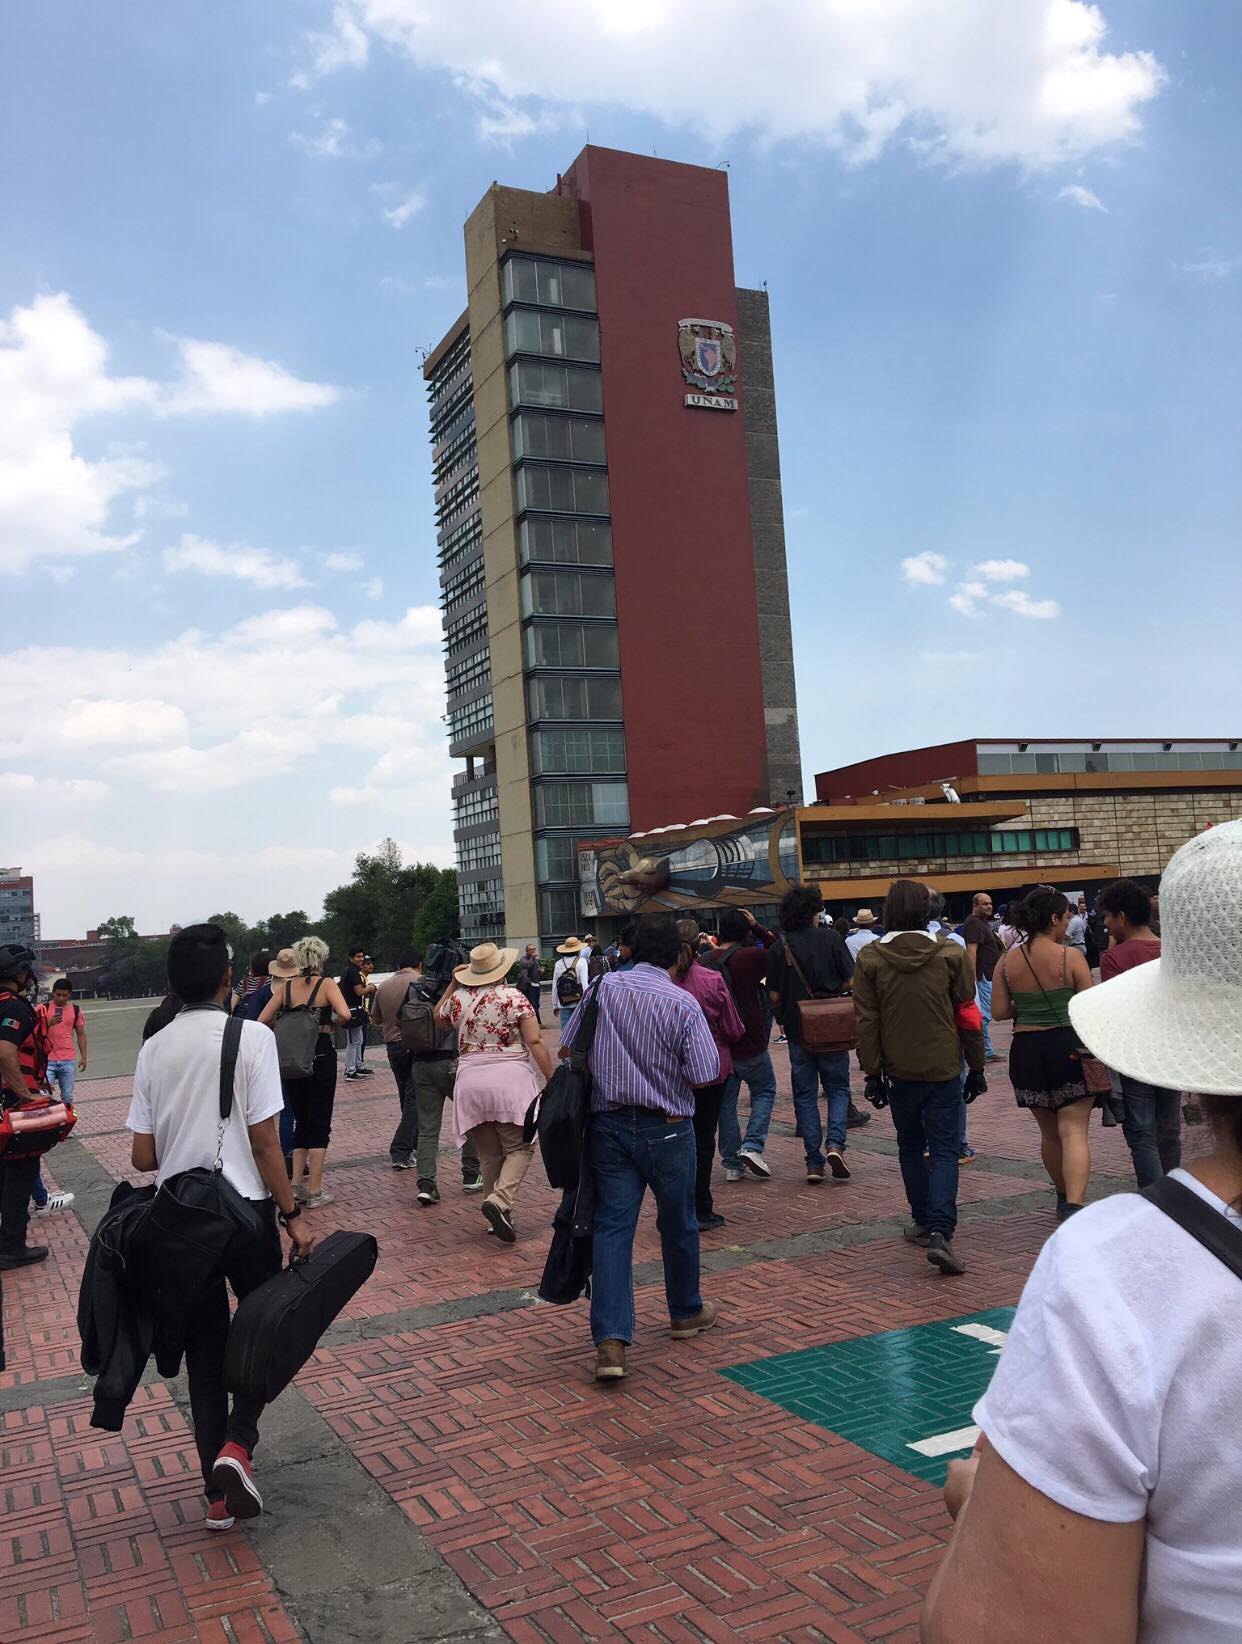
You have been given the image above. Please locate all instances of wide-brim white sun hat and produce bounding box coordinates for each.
[1069,819,1242,1096]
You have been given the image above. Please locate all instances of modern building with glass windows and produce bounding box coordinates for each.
[424,146,801,950]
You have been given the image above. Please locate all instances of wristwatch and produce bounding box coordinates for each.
[277,1204,303,1228]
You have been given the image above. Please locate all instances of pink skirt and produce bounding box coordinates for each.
[452,1050,540,1144]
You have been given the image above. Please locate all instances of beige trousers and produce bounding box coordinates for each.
[469,1121,534,1213]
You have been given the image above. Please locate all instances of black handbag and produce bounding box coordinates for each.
[225,1229,378,1404]
[523,981,602,1190]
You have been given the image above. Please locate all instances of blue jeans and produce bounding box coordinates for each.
[889,1076,962,1237]
[1120,1075,1182,1188]
[976,977,994,1058]
[34,1060,79,1205]
[718,1049,777,1167]
[589,1107,702,1346]
[788,1042,851,1168]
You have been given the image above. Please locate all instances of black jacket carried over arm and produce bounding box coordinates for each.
[78,1181,159,1431]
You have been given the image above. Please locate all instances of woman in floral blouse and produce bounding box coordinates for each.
[437,943,555,1243]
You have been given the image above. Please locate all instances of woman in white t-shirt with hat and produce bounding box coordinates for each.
[923,820,1242,1644]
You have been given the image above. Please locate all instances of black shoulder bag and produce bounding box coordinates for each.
[1143,1175,1242,1279]
[523,980,602,1190]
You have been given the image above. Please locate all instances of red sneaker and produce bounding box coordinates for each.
[205,1500,235,1532]
[210,1442,263,1520]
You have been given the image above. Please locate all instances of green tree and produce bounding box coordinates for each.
[320,839,443,968]
[412,869,460,955]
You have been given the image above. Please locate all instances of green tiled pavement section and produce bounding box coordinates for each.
[722,1305,1017,1485]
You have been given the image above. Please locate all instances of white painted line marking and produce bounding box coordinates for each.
[907,1425,981,1458]
[952,1322,1009,1354]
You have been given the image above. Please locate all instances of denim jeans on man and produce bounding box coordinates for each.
[888,1076,962,1237]
[589,1107,702,1345]
[718,1049,777,1168]
[975,977,994,1058]
[32,1059,79,1206]
[1120,1075,1182,1188]
[788,1042,851,1168]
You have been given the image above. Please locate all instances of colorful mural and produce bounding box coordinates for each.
[578,809,801,918]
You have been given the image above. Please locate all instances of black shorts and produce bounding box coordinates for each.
[1010,1026,1089,1111]
[288,1040,338,1149]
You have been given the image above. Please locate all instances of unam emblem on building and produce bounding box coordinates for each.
[679,318,739,411]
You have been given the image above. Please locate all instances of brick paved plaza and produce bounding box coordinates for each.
[2,1024,1191,1644]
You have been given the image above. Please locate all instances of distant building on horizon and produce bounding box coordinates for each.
[0,868,36,951]
[424,144,801,951]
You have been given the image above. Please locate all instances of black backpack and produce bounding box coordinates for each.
[399,978,450,1055]
[272,978,325,1080]
[556,961,584,1008]
[524,981,601,1189]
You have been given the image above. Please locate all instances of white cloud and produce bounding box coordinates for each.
[1176,253,1240,283]
[290,115,381,161]
[291,3,370,88]
[379,187,427,229]
[363,575,384,600]
[332,0,1164,171]
[0,293,342,571]
[133,494,189,523]
[1056,183,1107,211]
[973,558,1030,582]
[162,338,341,416]
[0,772,108,804]
[992,588,1061,619]
[325,550,364,573]
[901,551,949,586]
[255,91,273,107]
[0,603,450,802]
[163,533,309,590]
[948,580,988,617]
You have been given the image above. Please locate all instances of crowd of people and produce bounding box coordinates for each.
[0,821,1236,1635]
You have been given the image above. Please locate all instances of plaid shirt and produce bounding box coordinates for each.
[562,964,720,1118]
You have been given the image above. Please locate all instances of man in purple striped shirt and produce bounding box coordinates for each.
[561,913,722,1382]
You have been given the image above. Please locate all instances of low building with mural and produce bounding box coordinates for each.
[577,738,1242,933]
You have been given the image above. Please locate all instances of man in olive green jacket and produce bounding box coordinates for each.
[852,879,985,1275]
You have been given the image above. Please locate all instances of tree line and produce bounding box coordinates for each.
[94,840,459,996]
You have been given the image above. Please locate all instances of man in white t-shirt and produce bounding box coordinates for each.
[127,923,314,1534]
[552,937,590,1030]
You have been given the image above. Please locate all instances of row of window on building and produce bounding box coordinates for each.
[801,827,1080,865]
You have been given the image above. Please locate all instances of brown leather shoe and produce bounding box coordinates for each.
[594,1341,627,1380]
[670,1301,718,1340]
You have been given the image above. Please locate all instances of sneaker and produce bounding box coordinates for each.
[481,1200,516,1243]
[697,1212,726,1230]
[902,1221,932,1247]
[723,1166,745,1183]
[210,1442,262,1521]
[845,1104,872,1129]
[738,1147,771,1179]
[302,1189,335,1208]
[826,1149,851,1181]
[1057,1199,1084,1221]
[959,1147,978,1166]
[292,1183,309,1203]
[391,1158,413,1171]
[33,1191,75,1215]
[776,1034,788,1045]
[205,1501,235,1532]
[926,1233,966,1276]
[461,1174,485,1193]
[354,1067,375,1078]
[805,1164,826,1184]
[985,1052,1003,1064]
[343,1071,358,1081]
[594,1341,627,1381]
[0,1245,49,1270]
[416,1179,439,1205]
[670,1302,718,1340]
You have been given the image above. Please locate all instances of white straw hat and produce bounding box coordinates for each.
[1069,819,1242,1095]
[453,942,519,987]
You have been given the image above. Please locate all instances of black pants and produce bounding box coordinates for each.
[289,1041,337,1151]
[0,1153,41,1259]
[691,1081,726,1219]
[185,1205,283,1499]
[388,1044,417,1162]
[523,982,542,1022]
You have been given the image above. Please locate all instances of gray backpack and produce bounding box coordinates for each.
[273,978,325,1080]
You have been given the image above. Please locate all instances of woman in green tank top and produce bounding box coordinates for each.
[991,888,1095,1216]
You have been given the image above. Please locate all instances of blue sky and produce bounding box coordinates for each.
[2,1,1238,932]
